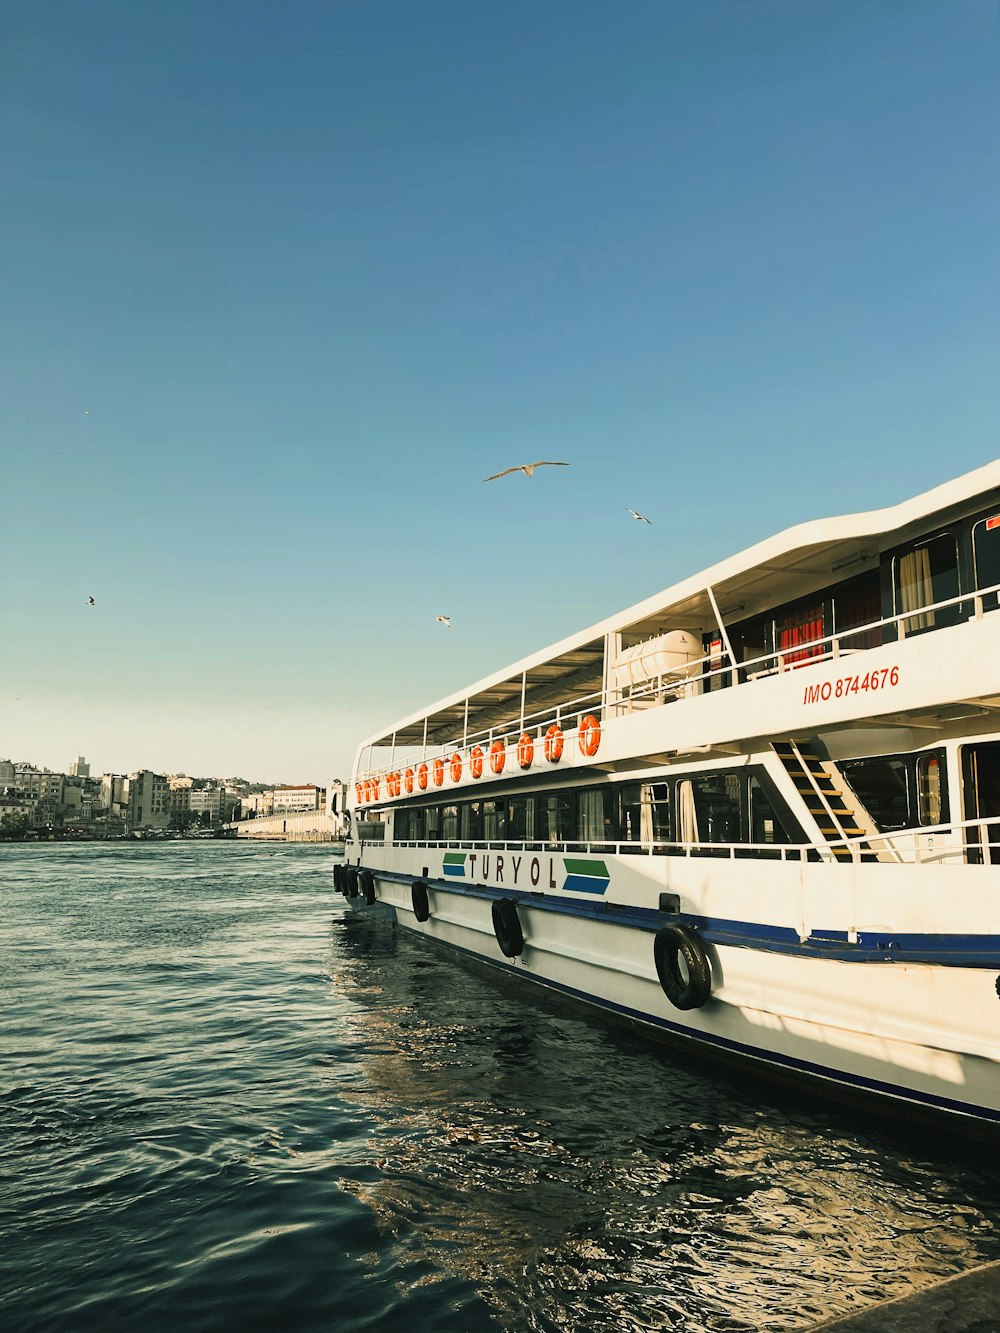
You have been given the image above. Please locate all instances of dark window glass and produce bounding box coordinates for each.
[442,804,458,840]
[835,568,883,651]
[916,753,948,826]
[689,774,742,843]
[749,778,793,845]
[973,517,1000,611]
[841,758,910,831]
[621,782,673,843]
[730,615,773,681]
[482,800,505,841]
[894,533,959,635]
[537,793,574,843]
[777,600,826,668]
[507,798,529,841]
[461,801,483,840]
[578,786,616,843]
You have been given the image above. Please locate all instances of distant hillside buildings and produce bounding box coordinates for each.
[0,755,342,838]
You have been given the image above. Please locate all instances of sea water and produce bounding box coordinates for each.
[2,841,999,1332]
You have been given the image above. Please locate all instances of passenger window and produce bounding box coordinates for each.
[689,774,741,843]
[894,533,959,635]
[972,517,1000,611]
[916,754,947,826]
[841,758,910,831]
[537,794,573,843]
[749,778,792,845]
[620,782,672,844]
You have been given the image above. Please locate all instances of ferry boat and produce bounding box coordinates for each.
[338,461,1000,1131]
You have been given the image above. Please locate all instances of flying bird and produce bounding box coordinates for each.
[483,461,571,482]
[87,596,96,606]
[436,615,452,628]
[627,509,652,524]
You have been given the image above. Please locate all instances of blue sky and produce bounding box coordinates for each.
[2,0,997,783]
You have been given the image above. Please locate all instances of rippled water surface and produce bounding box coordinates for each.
[3,842,1000,1331]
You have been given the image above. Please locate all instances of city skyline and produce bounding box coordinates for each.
[3,2,997,780]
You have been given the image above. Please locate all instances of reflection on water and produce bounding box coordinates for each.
[328,914,1000,1332]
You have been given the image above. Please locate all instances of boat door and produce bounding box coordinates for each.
[961,741,1000,864]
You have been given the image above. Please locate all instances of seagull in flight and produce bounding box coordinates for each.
[87,596,96,606]
[483,461,571,482]
[436,615,452,628]
[627,508,652,524]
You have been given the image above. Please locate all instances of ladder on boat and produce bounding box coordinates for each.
[772,740,877,863]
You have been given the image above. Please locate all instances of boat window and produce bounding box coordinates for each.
[729,614,772,681]
[916,753,947,826]
[749,778,792,845]
[894,532,959,635]
[961,742,1000,865]
[537,793,574,843]
[777,600,825,668]
[834,569,883,652]
[841,757,910,831]
[441,804,459,840]
[460,801,483,840]
[423,806,442,839]
[482,799,506,841]
[689,774,741,843]
[506,798,529,841]
[620,782,673,844]
[578,787,614,843]
[972,516,1000,611]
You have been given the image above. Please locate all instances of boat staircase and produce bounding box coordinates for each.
[772,740,879,863]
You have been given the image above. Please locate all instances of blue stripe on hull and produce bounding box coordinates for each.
[368,871,1000,969]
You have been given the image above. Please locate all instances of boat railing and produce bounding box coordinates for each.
[379,816,999,866]
[355,577,1000,791]
[617,575,1000,712]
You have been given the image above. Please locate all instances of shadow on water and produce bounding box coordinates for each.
[328,912,1000,1333]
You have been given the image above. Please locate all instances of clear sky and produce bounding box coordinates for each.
[2,1,997,785]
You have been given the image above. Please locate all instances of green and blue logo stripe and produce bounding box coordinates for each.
[443,852,467,878]
[562,857,610,895]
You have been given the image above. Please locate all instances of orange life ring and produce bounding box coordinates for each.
[578,714,601,758]
[450,752,463,782]
[355,783,363,804]
[516,732,534,769]
[387,772,401,798]
[432,757,445,787]
[417,762,428,790]
[470,745,484,779]
[404,768,414,794]
[544,724,564,763]
[489,739,506,774]
[371,778,380,802]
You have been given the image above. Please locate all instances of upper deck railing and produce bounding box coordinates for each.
[354,578,1000,793]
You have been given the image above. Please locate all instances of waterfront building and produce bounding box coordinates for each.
[270,784,324,813]
[69,756,90,778]
[126,771,170,831]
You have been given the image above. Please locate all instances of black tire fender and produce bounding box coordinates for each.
[334,864,345,895]
[653,924,713,1010]
[346,867,360,899]
[492,897,524,958]
[360,870,376,905]
[411,879,430,922]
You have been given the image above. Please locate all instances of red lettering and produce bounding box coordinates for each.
[820,681,832,701]
[530,857,540,886]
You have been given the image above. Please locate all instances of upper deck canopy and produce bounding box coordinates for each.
[359,460,1000,756]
